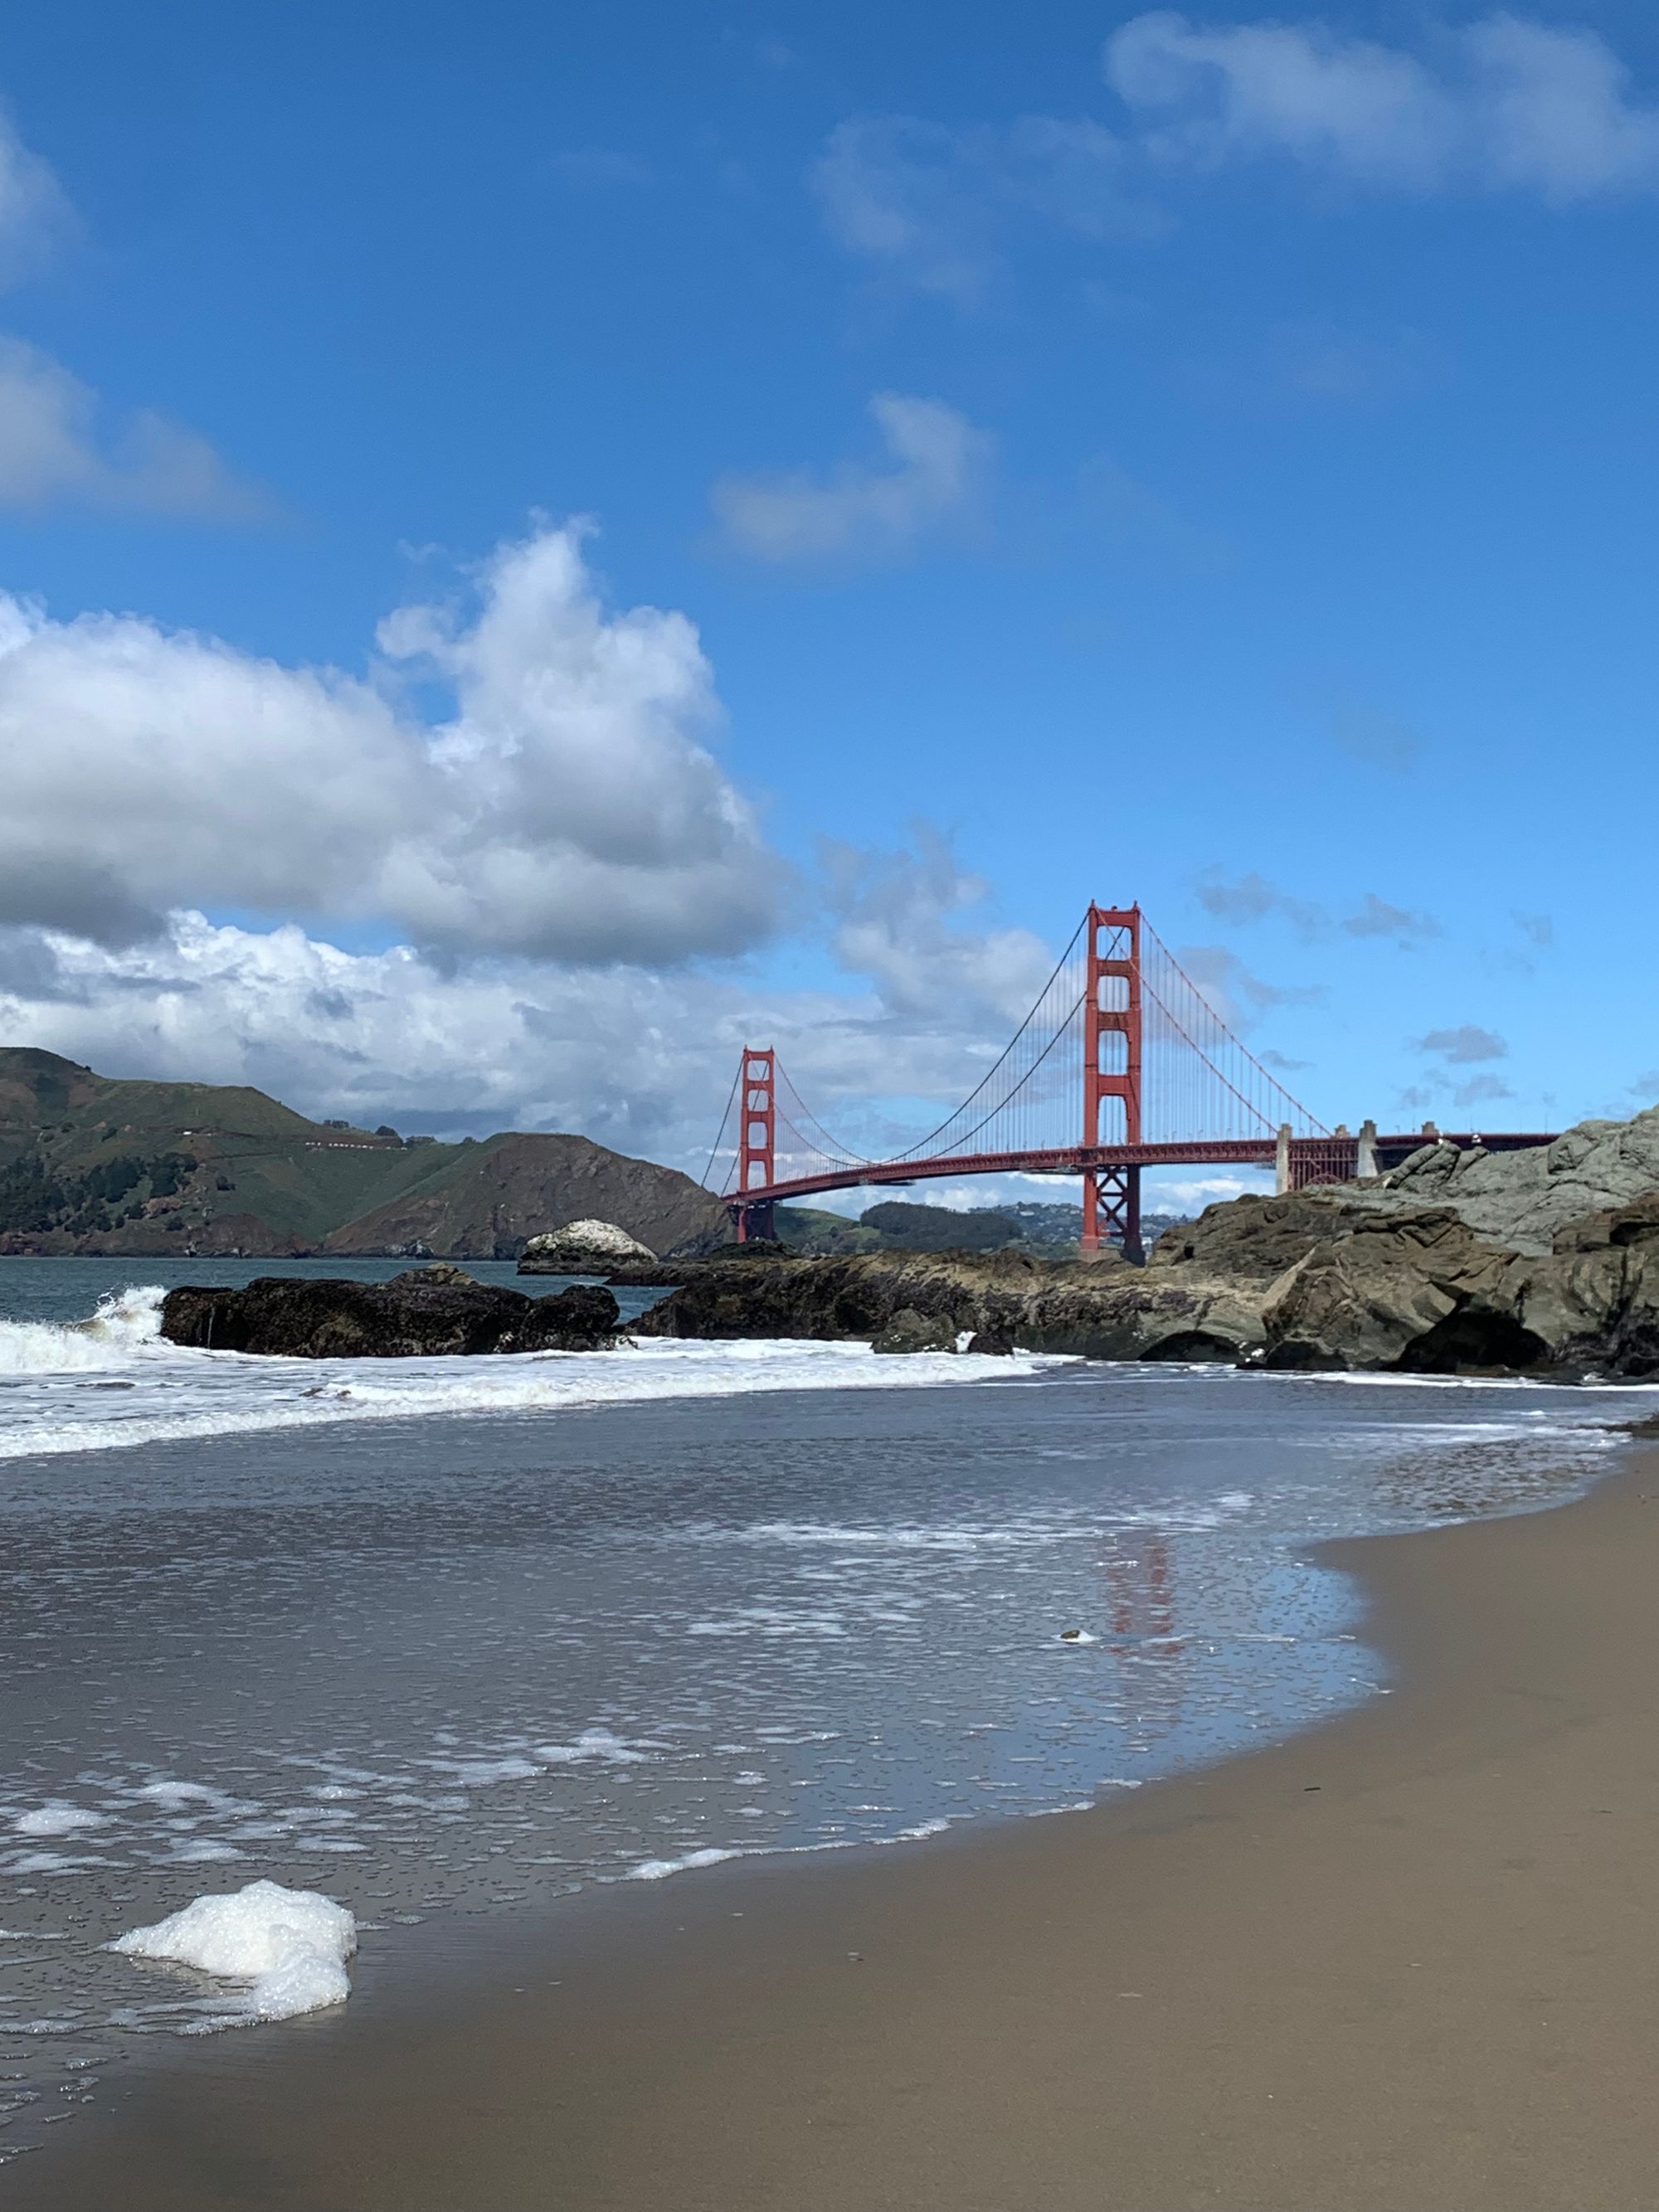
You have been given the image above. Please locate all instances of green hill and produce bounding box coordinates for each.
[0,1048,727,1259]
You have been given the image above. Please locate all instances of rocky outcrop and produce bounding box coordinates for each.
[518,1219,655,1274]
[1226,1108,1659,1258]
[1147,1189,1362,1284]
[631,1125,1659,1377]
[1243,1200,1659,1377]
[871,1307,958,1354]
[633,1246,1270,1364]
[162,1268,620,1359]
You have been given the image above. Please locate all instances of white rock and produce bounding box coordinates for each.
[519,1218,655,1273]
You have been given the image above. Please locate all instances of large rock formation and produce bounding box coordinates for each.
[633,1245,1269,1364]
[518,1219,656,1274]
[162,1269,620,1359]
[1214,1108,1659,1258]
[631,1110,1659,1378]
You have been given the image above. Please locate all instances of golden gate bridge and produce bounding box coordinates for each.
[703,903,1556,1259]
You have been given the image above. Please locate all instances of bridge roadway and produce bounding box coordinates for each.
[732,1130,1560,1216]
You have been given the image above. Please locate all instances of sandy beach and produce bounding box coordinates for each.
[12,1435,1659,2210]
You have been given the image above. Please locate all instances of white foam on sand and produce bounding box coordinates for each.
[12,1803,107,1837]
[107,1879,357,2028]
[0,1287,1067,1460]
[625,1847,745,1880]
[533,1728,647,1765]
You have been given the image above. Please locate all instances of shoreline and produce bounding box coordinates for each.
[16,1438,1659,2208]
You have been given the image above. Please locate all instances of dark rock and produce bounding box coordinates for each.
[623,1144,1659,1378]
[1146,1190,1357,1286]
[162,1276,620,1359]
[871,1307,957,1354]
[1552,1192,1659,1253]
[389,1262,477,1287]
[633,1246,1264,1364]
[965,1325,1015,1356]
[604,1259,703,1289]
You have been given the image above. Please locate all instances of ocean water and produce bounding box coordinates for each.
[0,1255,1652,2162]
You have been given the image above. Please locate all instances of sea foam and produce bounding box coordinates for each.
[0,1287,1064,1461]
[107,1879,357,2026]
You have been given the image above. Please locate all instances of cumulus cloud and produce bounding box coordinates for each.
[711,394,990,564]
[0,338,264,518]
[812,114,1153,300]
[1105,12,1659,200]
[0,523,783,964]
[1418,1024,1508,1064]
[0,838,1078,1177]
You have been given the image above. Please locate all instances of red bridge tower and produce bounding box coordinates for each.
[737,1047,776,1243]
[1082,904,1142,1261]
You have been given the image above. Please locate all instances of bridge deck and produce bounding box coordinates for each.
[730,1133,1559,1212]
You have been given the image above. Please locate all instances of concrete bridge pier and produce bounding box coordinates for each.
[1356,1118,1380,1179]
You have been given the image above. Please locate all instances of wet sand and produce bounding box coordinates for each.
[20,1446,1659,2211]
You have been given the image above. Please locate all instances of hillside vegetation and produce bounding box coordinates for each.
[0,1048,727,1258]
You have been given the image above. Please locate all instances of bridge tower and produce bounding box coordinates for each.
[736,1046,776,1243]
[1082,904,1143,1262]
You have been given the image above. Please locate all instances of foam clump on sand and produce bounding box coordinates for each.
[108,1879,357,2024]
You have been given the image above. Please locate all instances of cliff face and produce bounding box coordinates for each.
[0,1048,727,1258]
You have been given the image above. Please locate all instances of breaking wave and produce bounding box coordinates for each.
[0,1284,1064,1461]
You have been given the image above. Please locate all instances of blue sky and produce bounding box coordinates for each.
[0,2,1655,1209]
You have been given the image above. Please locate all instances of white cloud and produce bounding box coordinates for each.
[1105,12,1659,200]
[0,523,783,964]
[0,338,264,517]
[0,111,255,518]
[812,114,1151,300]
[0,837,1077,1178]
[711,394,990,564]
[0,105,72,284]
[823,830,1054,1030]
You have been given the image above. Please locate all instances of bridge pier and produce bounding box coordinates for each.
[1082,1164,1142,1264]
[733,1199,776,1244]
